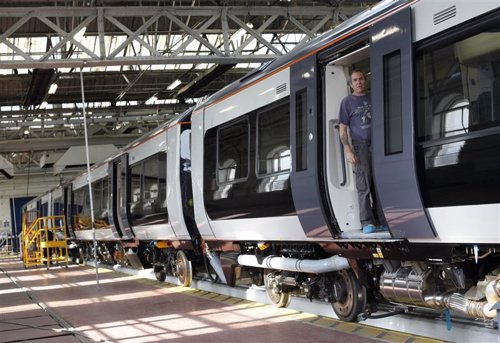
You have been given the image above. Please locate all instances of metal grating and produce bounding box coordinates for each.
[433,6,457,25]
[276,83,287,94]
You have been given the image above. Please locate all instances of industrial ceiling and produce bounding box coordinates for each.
[0,0,378,178]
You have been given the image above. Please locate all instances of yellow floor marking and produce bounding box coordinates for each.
[312,316,339,327]
[355,326,384,339]
[380,331,412,343]
[333,321,359,333]
[410,336,445,343]
[291,312,319,322]
[212,294,230,301]
[220,297,244,305]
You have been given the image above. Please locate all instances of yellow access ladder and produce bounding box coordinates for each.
[21,214,69,269]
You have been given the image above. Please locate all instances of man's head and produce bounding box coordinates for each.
[350,70,367,96]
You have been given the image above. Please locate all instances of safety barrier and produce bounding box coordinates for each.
[21,215,69,269]
[0,231,14,255]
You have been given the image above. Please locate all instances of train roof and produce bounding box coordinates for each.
[115,107,193,153]
[195,0,410,111]
[70,107,193,183]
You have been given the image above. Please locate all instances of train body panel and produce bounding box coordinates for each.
[411,2,500,244]
[124,116,193,241]
[205,216,307,242]
[71,162,121,241]
[74,228,117,241]
[126,129,174,240]
[412,0,500,42]
[424,204,500,244]
[192,68,299,242]
[192,108,214,238]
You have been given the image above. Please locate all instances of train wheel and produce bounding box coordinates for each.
[175,250,192,287]
[331,269,366,322]
[264,269,291,308]
[154,265,166,282]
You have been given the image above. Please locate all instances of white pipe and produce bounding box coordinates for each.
[237,254,350,274]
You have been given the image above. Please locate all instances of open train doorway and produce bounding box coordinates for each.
[322,45,372,236]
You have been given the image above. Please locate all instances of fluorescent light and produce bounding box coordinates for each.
[146,95,157,105]
[48,83,58,94]
[167,79,182,90]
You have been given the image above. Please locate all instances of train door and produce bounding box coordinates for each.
[370,8,434,238]
[321,37,371,236]
[111,154,134,239]
[65,184,76,239]
[290,54,332,239]
[167,123,192,239]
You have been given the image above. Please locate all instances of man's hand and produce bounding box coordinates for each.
[339,123,357,164]
[345,146,357,164]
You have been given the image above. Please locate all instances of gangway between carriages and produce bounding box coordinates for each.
[21,215,69,269]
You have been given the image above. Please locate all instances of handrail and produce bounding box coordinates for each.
[334,123,348,187]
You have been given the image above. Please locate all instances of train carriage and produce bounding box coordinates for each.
[120,109,201,283]
[191,0,500,321]
[21,0,500,325]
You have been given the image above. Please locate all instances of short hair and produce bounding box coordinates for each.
[350,69,365,78]
[349,69,366,85]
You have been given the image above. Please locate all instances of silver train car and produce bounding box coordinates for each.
[22,0,500,323]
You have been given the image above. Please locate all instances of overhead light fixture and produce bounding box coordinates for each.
[23,129,30,135]
[48,83,58,94]
[167,79,182,90]
[146,95,158,105]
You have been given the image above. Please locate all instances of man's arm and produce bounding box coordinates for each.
[339,123,357,164]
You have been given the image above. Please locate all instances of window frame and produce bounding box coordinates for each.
[255,97,291,178]
[216,116,250,186]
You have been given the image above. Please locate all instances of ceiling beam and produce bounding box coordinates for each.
[0,134,142,153]
[0,5,366,69]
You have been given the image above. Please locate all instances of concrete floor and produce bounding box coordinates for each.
[1,255,442,343]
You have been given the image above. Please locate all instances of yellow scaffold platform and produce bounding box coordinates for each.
[21,215,69,269]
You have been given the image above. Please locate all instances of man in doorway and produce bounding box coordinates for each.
[338,69,388,234]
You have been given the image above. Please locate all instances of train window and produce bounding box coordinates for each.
[295,90,308,171]
[130,163,142,217]
[257,99,290,176]
[217,118,249,184]
[92,178,110,227]
[129,153,168,226]
[73,187,90,230]
[416,22,500,207]
[144,153,167,216]
[53,196,64,216]
[383,50,403,155]
[416,29,500,141]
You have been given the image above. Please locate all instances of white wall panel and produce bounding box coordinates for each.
[413,0,499,42]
